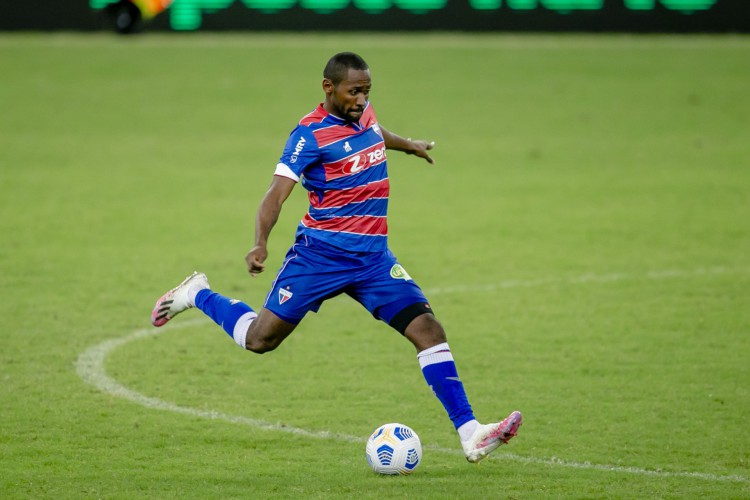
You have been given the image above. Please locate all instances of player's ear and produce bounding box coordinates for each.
[322,78,335,95]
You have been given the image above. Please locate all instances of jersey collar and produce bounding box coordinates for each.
[318,103,363,130]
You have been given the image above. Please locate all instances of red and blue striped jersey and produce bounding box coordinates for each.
[275,103,389,253]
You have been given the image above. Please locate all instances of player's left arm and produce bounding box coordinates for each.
[380,126,435,165]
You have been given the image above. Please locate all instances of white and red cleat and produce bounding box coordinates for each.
[462,410,522,463]
[150,271,209,327]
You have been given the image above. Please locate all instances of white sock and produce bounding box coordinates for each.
[187,283,209,307]
[458,419,480,442]
[232,311,257,349]
[416,342,454,368]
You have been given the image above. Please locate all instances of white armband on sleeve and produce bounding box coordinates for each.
[274,163,300,182]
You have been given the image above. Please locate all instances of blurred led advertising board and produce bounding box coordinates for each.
[89,0,747,31]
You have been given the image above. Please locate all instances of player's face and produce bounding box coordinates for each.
[324,69,371,122]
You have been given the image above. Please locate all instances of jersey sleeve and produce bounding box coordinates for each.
[275,125,319,182]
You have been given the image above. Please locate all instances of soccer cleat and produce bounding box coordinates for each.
[462,410,522,463]
[150,271,210,327]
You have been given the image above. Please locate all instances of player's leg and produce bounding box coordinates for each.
[193,283,299,353]
[151,237,338,353]
[351,251,522,463]
[244,308,297,353]
[400,310,446,351]
[402,312,522,463]
[399,312,480,449]
[151,271,299,353]
[151,272,297,354]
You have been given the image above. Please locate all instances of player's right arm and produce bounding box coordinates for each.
[245,175,297,276]
[245,124,319,277]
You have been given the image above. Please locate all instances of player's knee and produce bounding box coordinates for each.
[389,303,436,335]
[419,314,447,343]
[244,318,292,354]
[403,312,447,351]
[245,336,280,354]
[245,327,283,353]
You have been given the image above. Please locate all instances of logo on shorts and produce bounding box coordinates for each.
[278,287,293,305]
[390,264,412,281]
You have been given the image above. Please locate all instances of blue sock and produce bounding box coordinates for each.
[195,289,255,341]
[418,343,475,429]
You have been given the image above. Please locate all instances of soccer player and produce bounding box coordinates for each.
[151,52,521,463]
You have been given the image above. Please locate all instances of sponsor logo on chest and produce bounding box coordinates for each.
[345,146,386,174]
[324,142,387,180]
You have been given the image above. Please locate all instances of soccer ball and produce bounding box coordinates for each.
[365,423,422,475]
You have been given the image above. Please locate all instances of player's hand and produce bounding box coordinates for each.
[245,245,268,277]
[407,139,436,164]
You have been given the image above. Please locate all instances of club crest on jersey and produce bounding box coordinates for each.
[390,264,412,281]
[278,287,293,305]
[344,141,352,153]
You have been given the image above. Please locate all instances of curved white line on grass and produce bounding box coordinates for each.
[75,319,361,444]
[75,324,750,484]
[76,266,750,485]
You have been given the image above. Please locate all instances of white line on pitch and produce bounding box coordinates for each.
[76,314,749,484]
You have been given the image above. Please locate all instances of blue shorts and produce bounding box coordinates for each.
[263,235,429,327]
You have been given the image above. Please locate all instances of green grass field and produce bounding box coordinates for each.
[2,33,749,498]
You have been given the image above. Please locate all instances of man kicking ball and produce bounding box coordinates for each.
[152,51,521,463]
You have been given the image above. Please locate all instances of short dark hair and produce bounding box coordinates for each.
[323,52,369,86]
